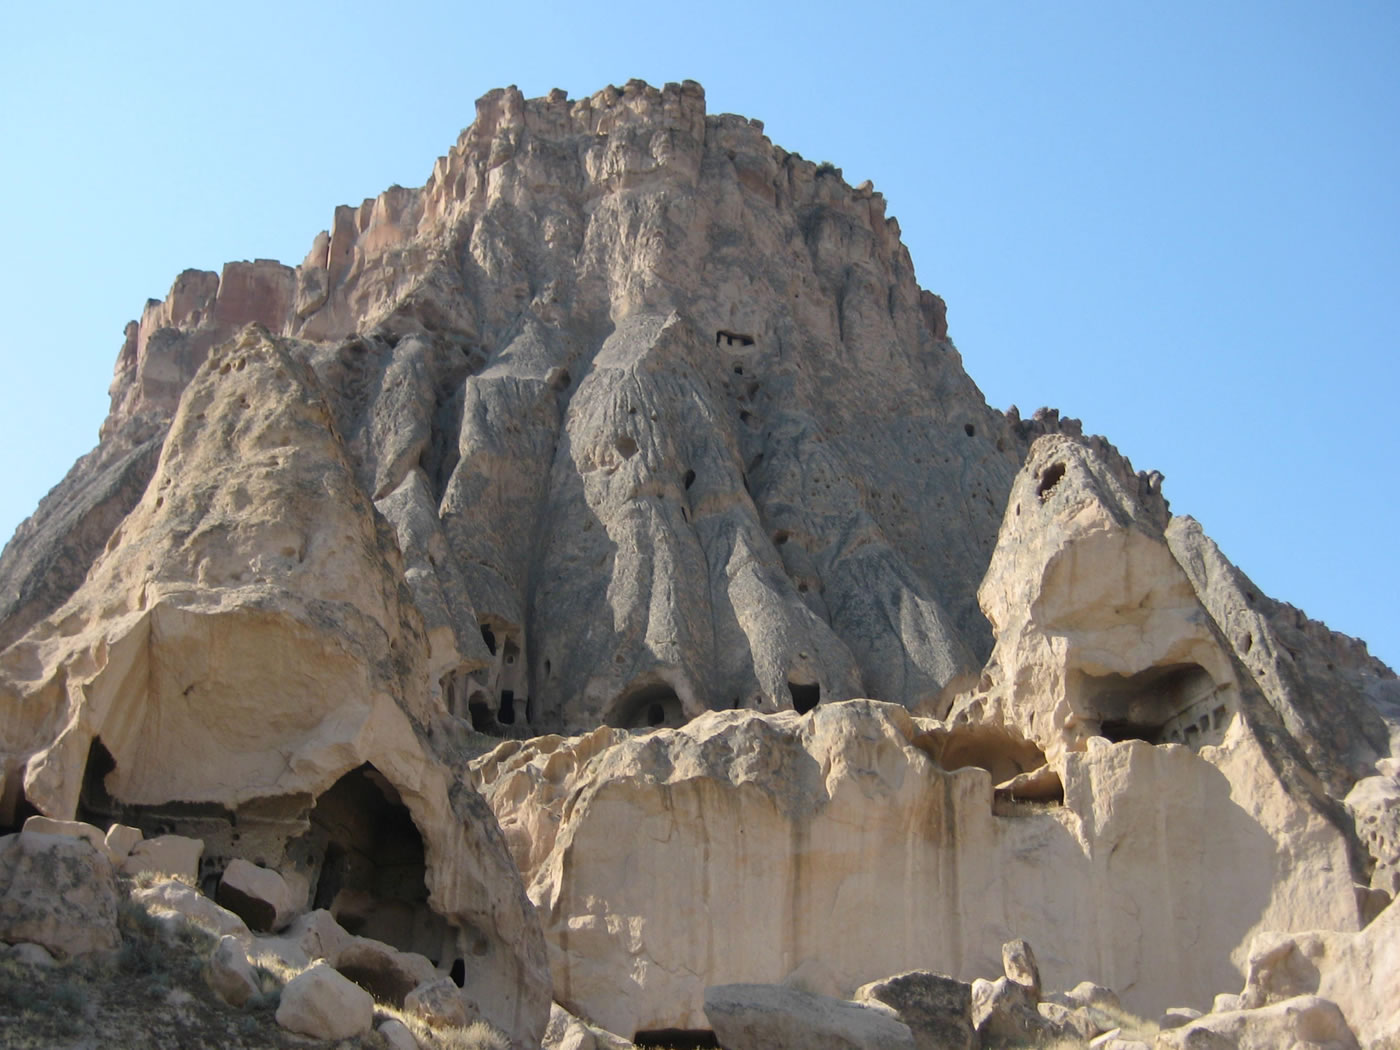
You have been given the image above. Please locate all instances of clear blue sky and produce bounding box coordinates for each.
[2,1,1396,666]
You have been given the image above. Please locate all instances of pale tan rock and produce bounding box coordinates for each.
[404,975,477,1028]
[21,816,114,862]
[1212,993,1244,1014]
[217,858,298,932]
[0,831,119,958]
[1236,898,1400,1047]
[1002,938,1041,996]
[132,879,250,941]
[1154,995,1359,1050]
[378,1018,421,1050]
[123,834,203,883]
[973,976,1062,1046]
[103,823,142,862]
[476,700,1358,1034]
[0,329,551,1048]
[205,934,260,1006]
[704,983,916,1050]
[251,908,353,972]
[1158,1007,1202,1030]
[275,960,374,1040]
[542,1003,636,1050]
[1047,981,1122,1014]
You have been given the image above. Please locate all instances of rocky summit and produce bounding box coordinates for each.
[0,79,1396,1050]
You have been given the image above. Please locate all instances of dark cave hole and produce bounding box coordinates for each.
[1036,462,1066,501]
[468,694,494,733]
[610,683,684,730]
[305,764,463,983]
[480,623,497,656]
[1082,664,1222,747]
[635,1031,720,1050]
[616,434,639,458]
[684,469,696,489]
[788,681,821,714]
[964,423,975,437]
[450,958,466,987]
[498,690,516,725]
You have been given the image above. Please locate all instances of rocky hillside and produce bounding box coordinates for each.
[1,79,1397,1049]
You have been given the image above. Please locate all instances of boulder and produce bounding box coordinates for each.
[704,983,916,1050]
[216,858,299,932]
[0,830,119,957]
[1158,1007,1202,1030]
[1155,995,1359,1050]
[404,975,477,1028]
[251,908,352,973]
[854,970,975,1050]
[1002,939,1040,996]
[972,976,1064,1047]
[543,1003,635,1050]
[21,816,114,863]
[103,823,143,862]
[334,936,438,1009]
[1211,993,1244,1014]
[275,961,374,1040]
[205,934,260,1006]
[1236,898,1400,1047]
[1047,981,1122,1014]
[123,834,203,883]
[132,879,250,940]
[378,1018,421,1050]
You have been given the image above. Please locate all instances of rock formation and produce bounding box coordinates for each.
[0,78,1395,1048]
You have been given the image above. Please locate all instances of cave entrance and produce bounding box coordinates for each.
[0,766,38,835]
[635,1031,720,1049]
[75,737,118,828]
[788,680,821,715]
[307,765,461,977]
[1080,663,1225,747]
[938,727,1047,785]
[609,682,685,730]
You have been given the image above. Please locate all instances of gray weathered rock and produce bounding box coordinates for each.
[1002,938,1041,996]
[205,934,260,1007]
[704,983,916,1050]
[0,831,119,958]
[855,970,975,1050]
[404,975,476,1028]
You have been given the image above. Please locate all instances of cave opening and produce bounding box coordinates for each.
[75,737,118,828]
[788,680,821,714]
[306,764,462,980]
[0,767,38,835]
[480,623,497,656]
[938,727,1047,785]
[498,690,516,725]
[609,682,685,730]
[635,1031,720,1049]
[1037,462,1066,501]
[1081,663,1225,747]
[468,693,494,733]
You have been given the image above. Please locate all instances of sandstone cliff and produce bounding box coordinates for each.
[1,79,1396,1048]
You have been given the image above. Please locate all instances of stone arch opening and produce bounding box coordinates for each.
[788,680,821,714]
[938,726,1047,784]
[635,1031,720,1049]
[75,736,118,826]
[1080,663,1227,747]
[306,765,463,977]
[608,681,685,730]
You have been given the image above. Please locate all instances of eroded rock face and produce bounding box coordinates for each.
[472,700,1357,1036]
[0,329,548,1047]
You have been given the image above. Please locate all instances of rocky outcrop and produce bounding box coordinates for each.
[472,698,1357,1036]
[1,78,1395,1047]
[0,329,549,1047]
[0,830,120,958]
